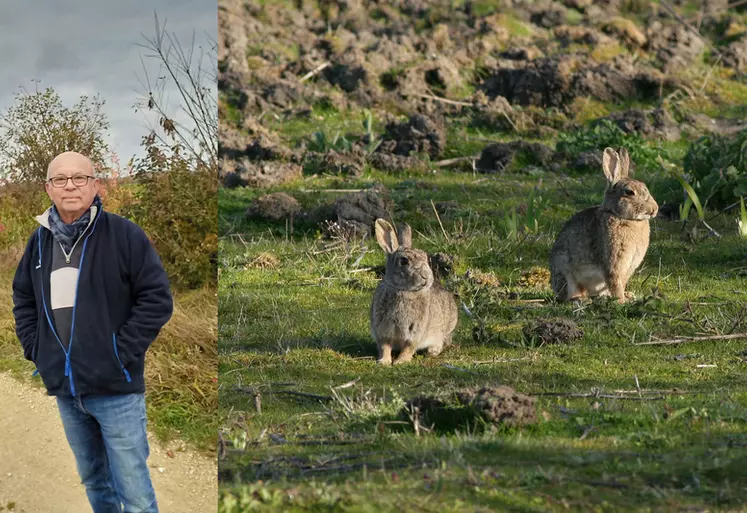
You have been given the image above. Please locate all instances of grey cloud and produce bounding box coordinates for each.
[0,0,216,166]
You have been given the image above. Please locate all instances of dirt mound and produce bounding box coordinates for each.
[456,386,537,426]
[481,55,676,108]
[406,385,537,431]
[304,150,366,177]
[464,269,502,288]
[476,141,555,173]
[722,39,747,72]
[530,3,568,28]
[571,150,604,171]
[518,267,551,288]
[377,114,446,159]
[368,152,428,173]
[306,186,393,236]
[429,252,456,280]
[246,193,302,222]
[645,22,705,71]
[601,17,647,47]
[324,63,368,93]
[597,107,681,140]
[554,25,612,46]
[221,159,302,189]
[523,318,584,346]
[218,125,301,188]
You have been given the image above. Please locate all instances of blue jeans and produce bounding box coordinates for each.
[56,393,158,513]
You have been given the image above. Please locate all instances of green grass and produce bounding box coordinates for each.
[218,161,747,511]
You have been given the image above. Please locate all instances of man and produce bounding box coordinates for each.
[12,151,173,513]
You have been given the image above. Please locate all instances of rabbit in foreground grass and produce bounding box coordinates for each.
[550,147,659,303]
[370,219,458,365]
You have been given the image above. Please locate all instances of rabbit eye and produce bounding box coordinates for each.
[399,256,409,266]
[624,189,635,196]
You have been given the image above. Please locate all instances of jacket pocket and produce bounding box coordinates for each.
[112,333,132,383]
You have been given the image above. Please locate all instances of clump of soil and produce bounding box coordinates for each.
[456,386,537,426]
[554,25,613,46]
[405,385,537,432]
[464,269,502,288]
[221,159,303,189]
[306,185,393,236]
[246,192,302,222]
[530,3,568,28]
[368,152,429,173]
[570,150,604,172]
[596,107,681,141]
[518,267,551,288]
[480,55,677,108]
[476,141,555,173]
[722,38,747,71]
[645,22,705,72]
[219,125,301,188]
[324,63,368,93]
[429,252,456,280]
[303,150,366,177]
[377,114,446,159]
[523,318,584,346]
[601,17,647,47]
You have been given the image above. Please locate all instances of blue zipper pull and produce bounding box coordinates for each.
[64,353,70,377]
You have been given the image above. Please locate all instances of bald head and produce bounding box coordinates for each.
[47,151,96,180]
[45,151,100,223]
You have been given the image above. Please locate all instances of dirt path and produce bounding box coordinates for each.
[0,372,217,513]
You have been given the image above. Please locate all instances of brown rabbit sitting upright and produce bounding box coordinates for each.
[550,147,658,303]
[370,219,458,365]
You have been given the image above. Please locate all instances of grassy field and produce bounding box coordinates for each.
[217,1,747,509]
[217,146,747,511]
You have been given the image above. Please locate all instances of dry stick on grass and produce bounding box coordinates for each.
[634,332,747,346]
[430,199,449,241]
[299,61,330,83]
[534,392,667,400]
[299,188,364,193]
[413,92,474,107]
[433,156,479,168]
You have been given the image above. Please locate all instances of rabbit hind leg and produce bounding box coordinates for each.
[393,342,418,364]
[564,276,587,302]
[377,340,394,365]
[426,336,447,356]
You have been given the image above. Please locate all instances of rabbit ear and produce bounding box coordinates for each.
[375,218,399,254]
[617,147,630,178]
[602,147,621,184]
[398,223,412,248]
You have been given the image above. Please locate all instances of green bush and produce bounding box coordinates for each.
[556,119,667,172]
[0,183,49,251]
[121,141,218,290]
[683,129,747,210]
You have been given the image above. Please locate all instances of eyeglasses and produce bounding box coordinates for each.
[48,175,95,188]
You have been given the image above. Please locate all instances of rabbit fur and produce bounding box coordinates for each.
[370,219,458,365]
[550,147,658,303]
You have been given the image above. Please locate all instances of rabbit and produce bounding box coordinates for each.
[370,219,459,365]
[550,147,658,303]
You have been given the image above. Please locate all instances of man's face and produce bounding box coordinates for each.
[45,152,100,222]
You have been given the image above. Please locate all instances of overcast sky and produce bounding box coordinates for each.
[0,0,217,171]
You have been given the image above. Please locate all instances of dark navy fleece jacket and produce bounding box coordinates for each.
[12,205,173,397]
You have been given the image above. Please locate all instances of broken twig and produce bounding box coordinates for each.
[634,332,747,346]
[300,61,330,82]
